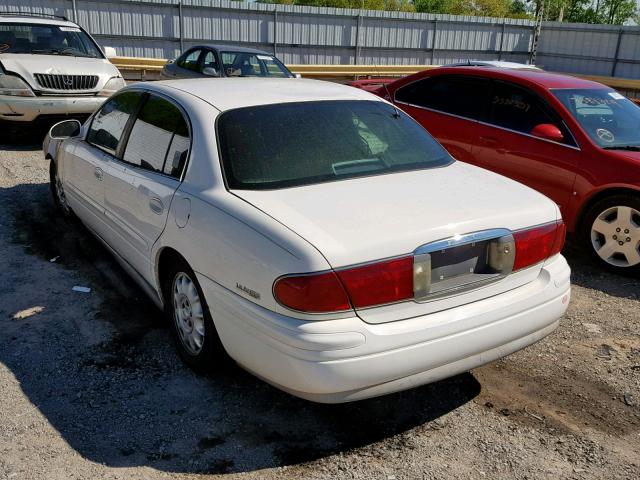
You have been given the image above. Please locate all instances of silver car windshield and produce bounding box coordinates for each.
[552,88,640,150]
[220,51,292,78]
[0,22,102,58]
[217,100,452,190]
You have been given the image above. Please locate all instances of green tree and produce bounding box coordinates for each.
[413,0,456,13]
[260,0,413,9]
[530,0,636,23]
[415,0,515,16]
[509,0,529,16]
[601,0,636,24]
[260,0,636,23]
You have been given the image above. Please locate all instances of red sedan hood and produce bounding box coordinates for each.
[612,150,640,163]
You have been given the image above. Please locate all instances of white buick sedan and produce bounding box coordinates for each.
[44,78,570,403]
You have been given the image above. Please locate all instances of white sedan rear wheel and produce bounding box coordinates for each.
[163,256,227,372]
[172,272,206,356]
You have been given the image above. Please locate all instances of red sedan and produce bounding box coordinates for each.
[355,67,640,274]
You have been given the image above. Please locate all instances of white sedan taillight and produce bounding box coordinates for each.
[273,221,566,314]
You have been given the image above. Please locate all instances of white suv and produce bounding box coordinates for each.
[0,13,124,127]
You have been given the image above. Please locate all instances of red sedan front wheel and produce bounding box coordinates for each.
[582,194,640,275]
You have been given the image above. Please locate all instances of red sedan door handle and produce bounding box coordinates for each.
[480,135,499,146]
[479,136,507,154]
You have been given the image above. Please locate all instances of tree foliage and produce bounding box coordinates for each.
[257,0,637,24]
[529,0,636,23]
[413,0,513,16]
[260,0,415,10]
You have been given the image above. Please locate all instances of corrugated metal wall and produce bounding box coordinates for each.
[537,22,640,78]
[1,0,638,78]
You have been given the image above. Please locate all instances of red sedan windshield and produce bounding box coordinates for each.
[553,88,640,149]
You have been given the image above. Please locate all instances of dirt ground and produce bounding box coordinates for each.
[0,138,638,480]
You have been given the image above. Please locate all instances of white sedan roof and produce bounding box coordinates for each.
[154,77,380,112]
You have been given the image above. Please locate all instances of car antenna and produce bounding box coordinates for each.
[371,62,400,118]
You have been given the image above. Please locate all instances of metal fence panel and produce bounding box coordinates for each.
[279,12,355,48]
[1,0,639,78]
[536,54,614,76]
[539,23,619,59]
[278,45,355,65]
[361,18,428,49]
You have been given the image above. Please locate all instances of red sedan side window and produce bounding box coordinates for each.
[489,81,575,146]
[395,75,490,122]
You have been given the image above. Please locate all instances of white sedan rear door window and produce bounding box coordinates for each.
[123,95,190,177]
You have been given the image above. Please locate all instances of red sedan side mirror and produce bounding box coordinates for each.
[530,124,564,143]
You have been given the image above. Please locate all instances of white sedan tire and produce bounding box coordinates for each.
[49,160,73,218]
[163,256,227,371]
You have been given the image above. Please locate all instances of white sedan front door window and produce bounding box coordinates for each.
[65,91,142,233]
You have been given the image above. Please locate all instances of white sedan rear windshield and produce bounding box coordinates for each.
[217,100,452,190]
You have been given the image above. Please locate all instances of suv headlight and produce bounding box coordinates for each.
[0,72,35,97]
[98,76,126,97]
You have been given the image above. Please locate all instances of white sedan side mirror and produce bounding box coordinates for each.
[49,119,82,139]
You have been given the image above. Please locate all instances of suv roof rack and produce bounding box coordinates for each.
[0,12,69,22]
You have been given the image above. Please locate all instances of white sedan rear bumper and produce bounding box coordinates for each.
[197,254,570,403]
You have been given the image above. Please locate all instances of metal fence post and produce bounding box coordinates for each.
[611,28,623,77]
[354,13,361,65]
[430,19,437,65]
[273,9,278,56]
[498,20,506,60]
[71,0,78,23]
[530,0,544,65]
[178,1,184,53]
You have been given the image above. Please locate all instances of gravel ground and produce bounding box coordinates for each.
[0,137,638,480]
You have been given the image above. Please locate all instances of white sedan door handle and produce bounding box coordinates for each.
[149,197,164,215]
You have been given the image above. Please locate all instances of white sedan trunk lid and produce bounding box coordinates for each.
[235,161,559,268]
[235,161,560,323]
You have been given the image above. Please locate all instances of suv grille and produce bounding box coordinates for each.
[34,74,99,91]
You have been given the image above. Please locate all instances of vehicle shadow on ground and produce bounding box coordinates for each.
[0,141,42,151]
[0,130,42,149]
[0,180,481,475]
[563,244,640,300]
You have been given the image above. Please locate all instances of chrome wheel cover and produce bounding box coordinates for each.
[172,272,205,355]
[590,205,640,267]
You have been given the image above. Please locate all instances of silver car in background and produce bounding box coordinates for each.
[161,44,297,79]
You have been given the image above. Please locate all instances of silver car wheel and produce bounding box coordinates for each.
[590,205,640,267]
[172,272,205,355]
